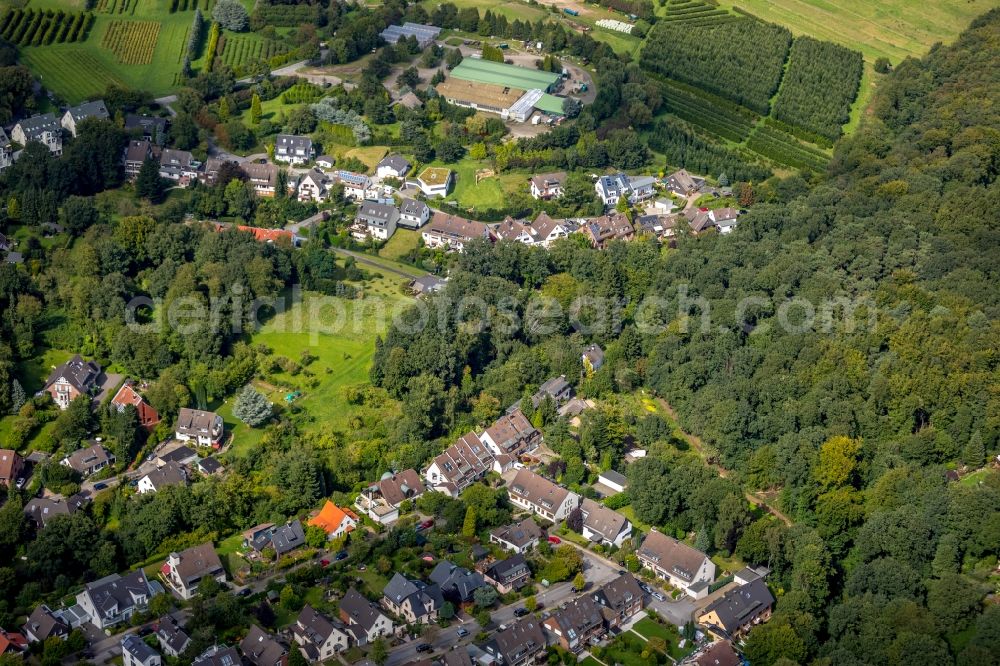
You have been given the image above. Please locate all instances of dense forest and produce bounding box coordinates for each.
[772,37,864,142]
[373,10,1000,664]
[640,17,792,114]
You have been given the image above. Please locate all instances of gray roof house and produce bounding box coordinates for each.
[274,134,314,165]
[12,113,63,155]
[381,573,443,624]
[429,561,489,604]
[240,624,287,666]
[375,154,411,178]
[155,615,191,658]
[338,588,393,645]
[61,100,110,137]
[76,569,154,630]
[292,605,350,662]
[122,634,161,666]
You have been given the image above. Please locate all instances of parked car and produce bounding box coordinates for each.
[416,643,432,652]
[547,535,561,544]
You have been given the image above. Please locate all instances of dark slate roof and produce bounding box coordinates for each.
[701,578,774,635]
[122,634,160,662]
[65,100,110,123]
[270,520,306,556]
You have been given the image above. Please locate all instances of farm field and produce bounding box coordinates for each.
[18,6,190,102]
[721,0,992,63]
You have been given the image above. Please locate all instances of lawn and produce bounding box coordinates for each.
[379,228,422,263]
[438,157,527,214]
[18,4,191,103]
[719,0,987,64]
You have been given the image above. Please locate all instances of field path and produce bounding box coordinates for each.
[655,397,793,526]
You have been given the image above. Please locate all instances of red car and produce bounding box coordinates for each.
[548,535,561,544]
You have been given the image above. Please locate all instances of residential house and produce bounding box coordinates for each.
[698,577,774,640]
[295,169,331,202]
[381,573,443,624]
[61,442,116,477]
[580,211,634,248]
[636,213,680,238]
[421,212,493,252]
[529,172,566,199]
[274,135,314,165]
[355,468,425,525]
[0,128,12,172]
[122,634,161,666]
[155,615,191,658]
[637,529,716,599]
[664,169,705,196]
[159,149,200,186]
[158,445,198,467]
[480,409,542,461]
[61,101,110,137]
[0,628,27,657]
[42,354,103,409]
[161,543,227,600]
[376,154,411,179]
[315,155,335,169]
[483,618,546,666]
[76,569,153,630]
[137,461,188,494]
[542,595,604,652]
[269,520,306,557]
[338,588,394,645]
[307,501,358,539]
[23,494,89,529]
[174,408,224,447]
[124,139,156,180]
[111,381,161,430]
[241,163,280,198]
[240,624,287,666]
[595,173,655,206]
[579,498,632,547]
[191,645,241,666]
[424,432,496,496]
[582,344,604,374]
[125,114,168,143]
[410,275,446,296]
[198,457,224,476]
[292,605,350,662]
[411,167,453,197]
[684,640,741,666]
[531,376,572,409]
[506,469,579,522]
[353,202,399,241]
[597,470,628,494]
[489,517,543,554]
[334,170,371,201]
[429,561,489,605]
[398,198,431,228]
[481,553,531,593]
[0,449,24,487]
[12,113,62,155]
[592,572,644,629]
[23,606,69,643]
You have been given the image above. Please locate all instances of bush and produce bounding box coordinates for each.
[212,0,248,31]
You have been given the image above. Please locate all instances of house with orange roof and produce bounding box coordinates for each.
[307,501,358,540]
[111,381,161,431]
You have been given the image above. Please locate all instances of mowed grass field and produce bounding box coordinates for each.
[723,0,995,63]
[19,4,190,103]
